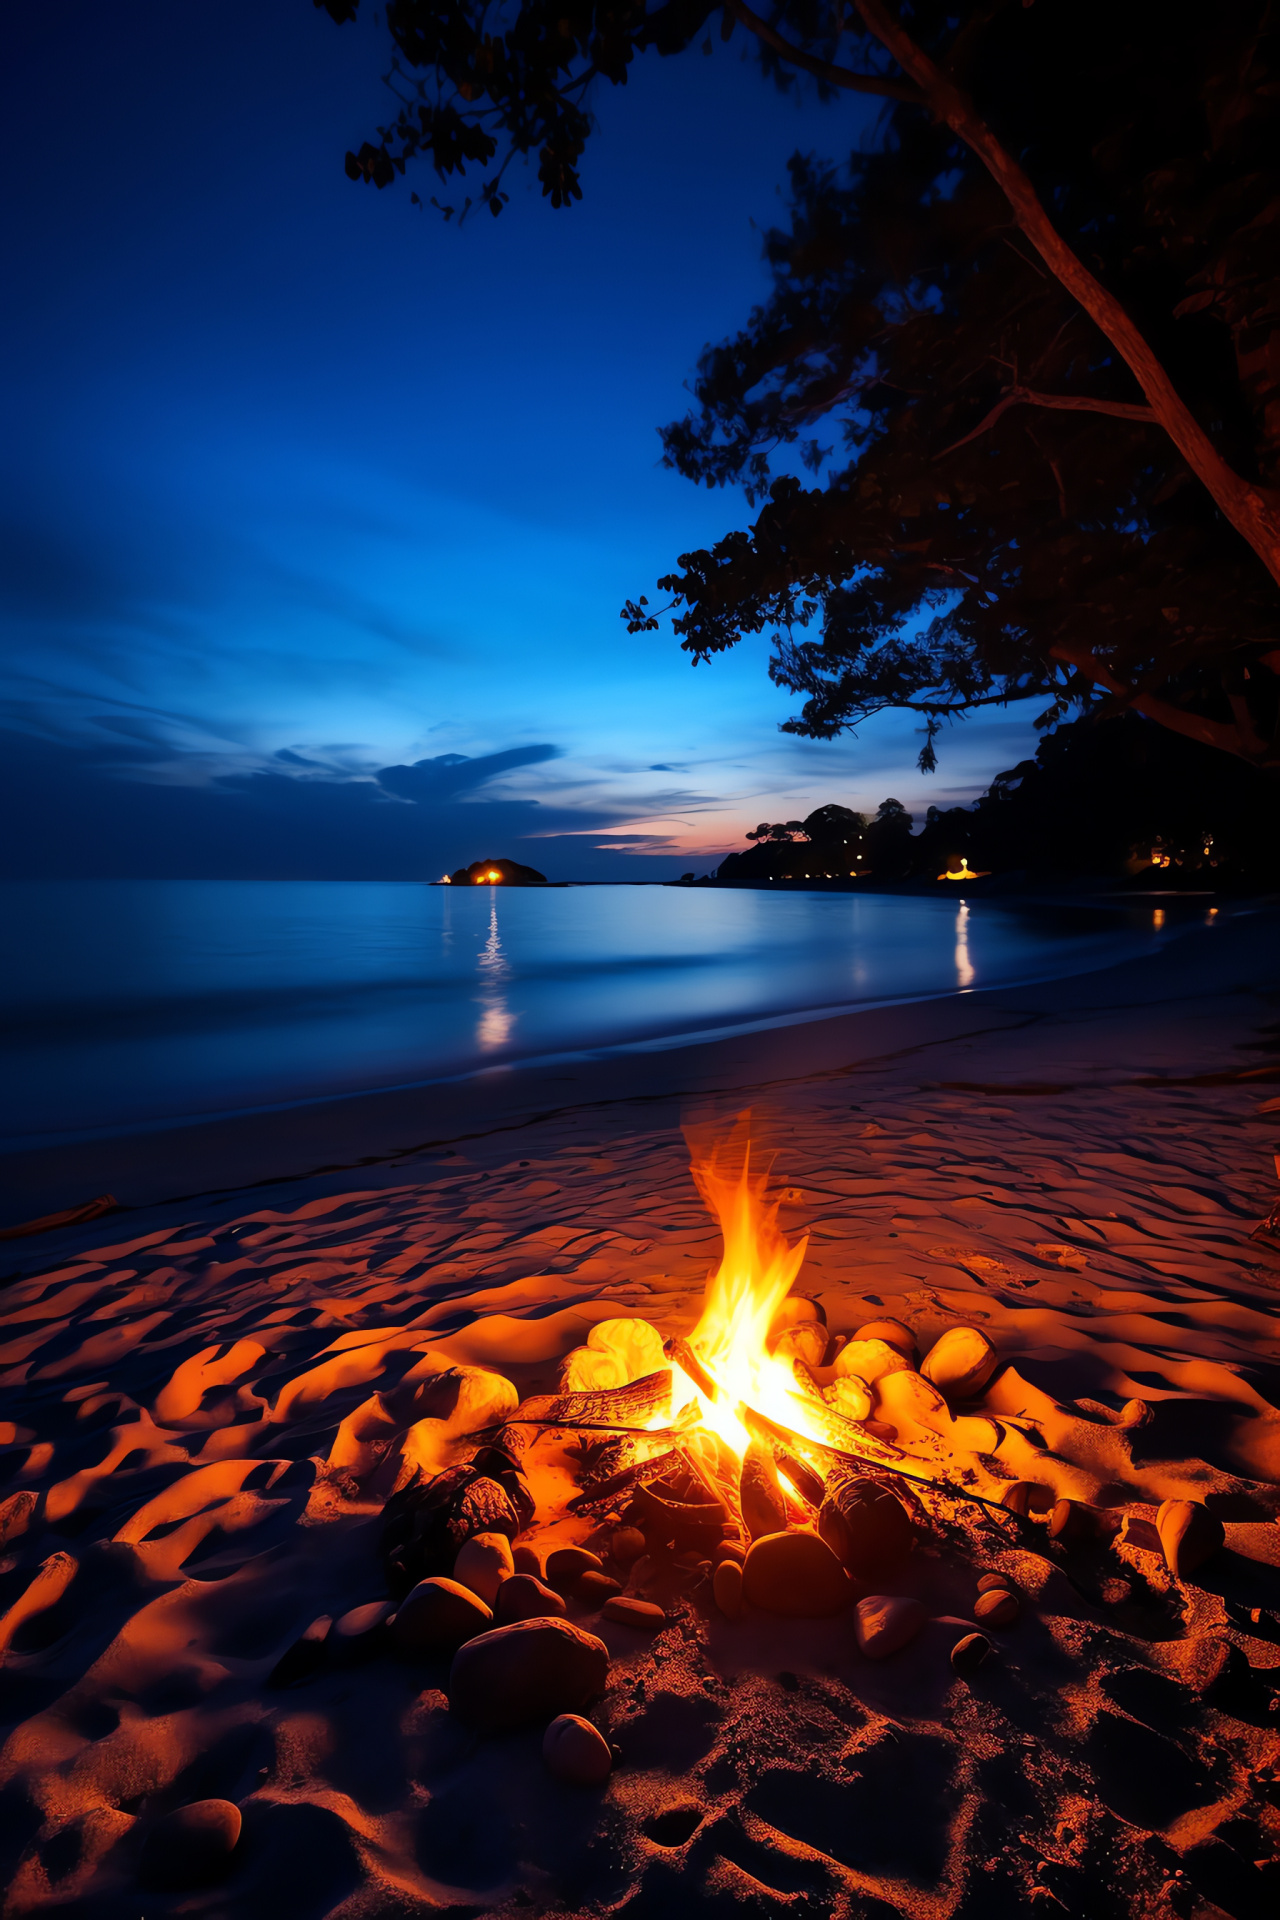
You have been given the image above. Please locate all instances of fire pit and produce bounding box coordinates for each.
[291,1120,1229,1764]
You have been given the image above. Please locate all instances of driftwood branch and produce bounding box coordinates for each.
[564,1449,680,1513]
[508,1368,672,1429]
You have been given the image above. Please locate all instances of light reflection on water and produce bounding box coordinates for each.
[476,898,514,1050]
[954,902,975,991]
[0,881,1187,1142]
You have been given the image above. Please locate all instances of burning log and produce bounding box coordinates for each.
[768,1443,826,1511]
[675,1428,744,1521]
[506,1368,673,1431]
[629,1481,725,1532]
[663,1336,718,1404]
[740,1442,788,1540]
[817,1464,916,1578]
[564,1448,681,1515]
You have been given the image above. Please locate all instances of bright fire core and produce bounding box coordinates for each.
[666,1133,825,1459]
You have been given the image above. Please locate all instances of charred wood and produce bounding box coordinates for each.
[740,1441,789,1540]
[564,1448,681,1514]
[382,1462,527,1598]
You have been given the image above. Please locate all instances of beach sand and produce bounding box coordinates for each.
[1,909,1279,1918]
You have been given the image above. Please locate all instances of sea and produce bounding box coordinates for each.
[0,880,1213,1148]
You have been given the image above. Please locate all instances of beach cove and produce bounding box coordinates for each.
[0,908,1278,1917]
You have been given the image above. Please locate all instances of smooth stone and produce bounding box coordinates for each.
[770,1294,827,1336]
[609,1526,646,1566]
[825,1375,872,1421]
[742,1531,851,1618]
[266,1614,331,1688]
[453,1531,514,1605]
[854,1594,926,1658]
[973,1588,1020,1628]
[330,1599,395,1663]
[449,1617,608,1730]
[512,1544,545,1578]
[138,1800,241,1891]
[770,1322,828,1370]
[546,1546,603,1594]
[578,1570,622,1604]
[1156,1499,1225,1579]
[920,1326,998,1400]
[393,1577,493,1657]
[853,1318,917,1362]
[542,1712,613,1785]
[1000,1480,1054,1516]
[602,1595,666,1628]
[1048,1499,1121,1546]
[1119,1398,1153,1429]
[627,1553,657,1593]
[494,1573,566,1624]
[834,1338,911,1385]
[714,1539,746,1565]
[713,1559,744,1619]
[977,1571,1017,1594]
[950,1631,992,1675]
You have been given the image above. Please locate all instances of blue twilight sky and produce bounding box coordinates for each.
[0,1,1042,881]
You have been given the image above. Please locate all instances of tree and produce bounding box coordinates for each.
[912,714,1280,882]
[801,802,865,842]
[865,797,912,876]
[746,818,805,841]
[320,1,1280,771]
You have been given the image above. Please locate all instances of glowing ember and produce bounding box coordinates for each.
[664,1128,830,1460]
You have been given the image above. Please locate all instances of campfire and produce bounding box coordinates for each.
[371,1122,1046,1645]
[306,1118,1226,1761]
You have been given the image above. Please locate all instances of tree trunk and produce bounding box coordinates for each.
[850,0,1280,592]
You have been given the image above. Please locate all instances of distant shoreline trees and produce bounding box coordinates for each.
[717,716,1280,887]
[320,1,1280,774]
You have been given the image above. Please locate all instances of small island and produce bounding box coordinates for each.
[442,857,548,886]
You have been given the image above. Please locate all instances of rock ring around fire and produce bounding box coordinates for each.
[448,1616,609,1730]
[741,1530,852,1616]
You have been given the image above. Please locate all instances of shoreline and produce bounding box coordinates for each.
[3,902,1278,1242]
[0,892,1223,1158]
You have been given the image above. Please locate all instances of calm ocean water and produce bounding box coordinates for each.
[0,881,1195,1145]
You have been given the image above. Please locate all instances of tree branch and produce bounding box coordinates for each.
[850,0,1280,591]
[935,384,1158,459]
[729,1,922,103]
[1049,642,1274,766]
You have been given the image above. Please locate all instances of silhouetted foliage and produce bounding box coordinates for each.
[865,797,913,877]
[719,801,869,878]
[910,715,1280,883]
[323,2,1280,771]
[717,717,1280,884]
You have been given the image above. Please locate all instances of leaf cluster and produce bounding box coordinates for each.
[318,0,718,215]
[644,0,1280,769]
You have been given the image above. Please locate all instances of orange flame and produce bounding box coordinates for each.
[668,1123,827,1458]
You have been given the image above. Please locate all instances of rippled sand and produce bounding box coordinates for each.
[1,915,1278,1918]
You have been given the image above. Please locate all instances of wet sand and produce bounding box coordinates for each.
[1,909,1278,1917]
